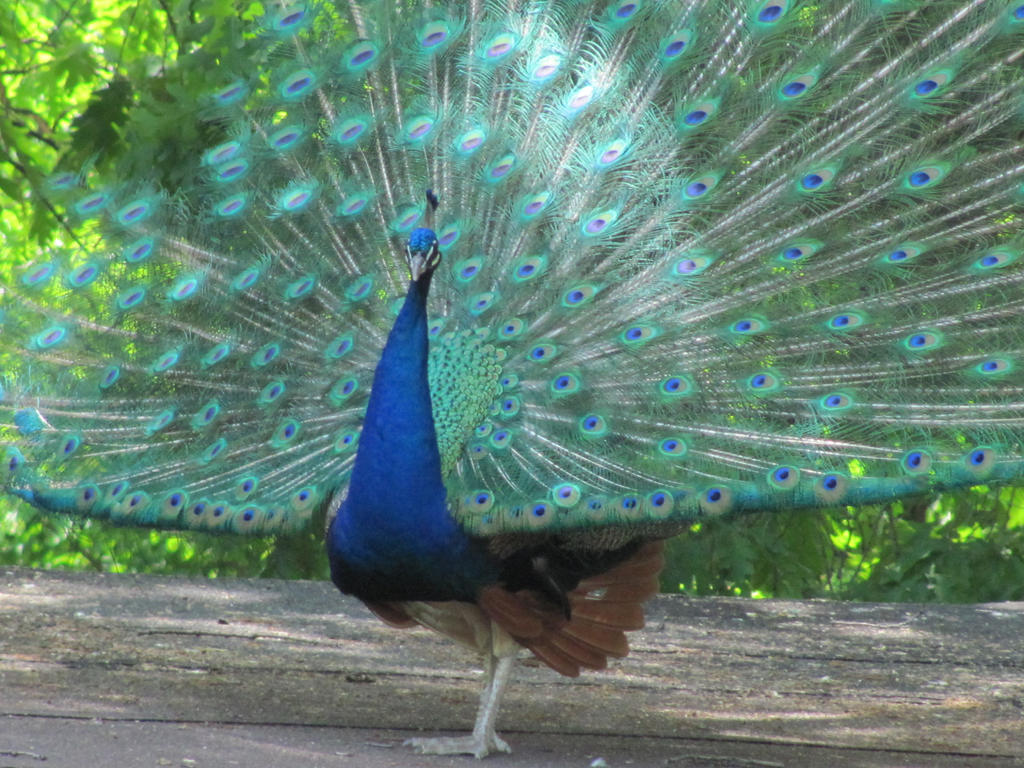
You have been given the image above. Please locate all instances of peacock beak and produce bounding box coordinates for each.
[408,253,429,281]
[407,241,441,281]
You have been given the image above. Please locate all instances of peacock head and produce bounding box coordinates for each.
[406,227,440,281]
[406,188,442,281]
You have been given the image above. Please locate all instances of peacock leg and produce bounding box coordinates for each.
[405,652,515,758]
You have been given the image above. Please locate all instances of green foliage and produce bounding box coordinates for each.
[0,0,266,257]
[1,503,328,580]
[663,486,1024,602]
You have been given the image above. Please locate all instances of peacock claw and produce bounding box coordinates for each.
[404,732,512,759]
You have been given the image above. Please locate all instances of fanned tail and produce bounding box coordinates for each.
[2,0,1024,544]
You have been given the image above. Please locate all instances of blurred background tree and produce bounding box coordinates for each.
[2,0,1022,600]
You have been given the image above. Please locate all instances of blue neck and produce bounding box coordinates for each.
[326,274,496,601]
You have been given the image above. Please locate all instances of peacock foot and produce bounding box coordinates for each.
[404,732,512,759]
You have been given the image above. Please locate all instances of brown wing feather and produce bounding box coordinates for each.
[478,539,665,676]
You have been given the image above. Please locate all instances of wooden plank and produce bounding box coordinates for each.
[1,567,1022,767]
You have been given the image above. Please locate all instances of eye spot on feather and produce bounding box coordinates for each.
[827,312,866,331]
[100,366,121,389]
[814,473,849,502]
[567,84,596,112]
[333,430,359,453]
[252,343,282,367]
[499,396,520,418]
[658,437,687,458]
[700,486,733,515]
[285,274,317,300]
[116,199,154,226]
[562,284,599,306]
[746,371,781,394]
[528,343,556,362]
[271,419,301,448]
[582,208,617,235]
[419,22,450,50]
[487,153,516,181]
[660,375,694,398]
[621,324,659,344]
[903,331,941,352]
[768,465,799,489]
[168,275,201,301]
[146,409,175,435]
[902,450,932,474]
[270,6,306,33]
[551,372,580,395]
[259,381,286,405]
[553,483,581,507]
[512,255,546,282]
[22,262,56,287]
[278,185,315,212]
[499,318,526,339]
[191,400,221,430]
[280,69,316,99]
[781,77,810,98]
[973,250,1017,270]
[47,171,77,190]
[683,173,720,201]
[291,486,318,512]
[754,1,789,24]
[213,192,248,217]
[269,125,304,152]
[237,477,258,497]
[74,191,108,216]
[779,239,821,262]
[200,438,228,464]
[150,349,180,374]
[60,434,81,458]
[530,54,562,82]
[821,392,853,411]
[579,414,607,437]
[344,41,380,70]
[661,29,692,61]
[903,163,949,191]
[910,70,952,99]
[335,118,370,145]
[969,448,990,465]
[211,80,247,106]
[66,263,99,288]
[402,115,436,143]
[124,237,156,263]
[455,257,482,282]
[467,491,494,513]
[519,190,552,219]
[731,317,767,335]
[527,502,552,528]
[329,377,359,405]
[484,33,516,59]
[976,358,1012,376]
[648,491,670,507]
[468,292,497,315]
[614,2,638,19]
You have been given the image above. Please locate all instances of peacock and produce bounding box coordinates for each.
[3,0,1024,757]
